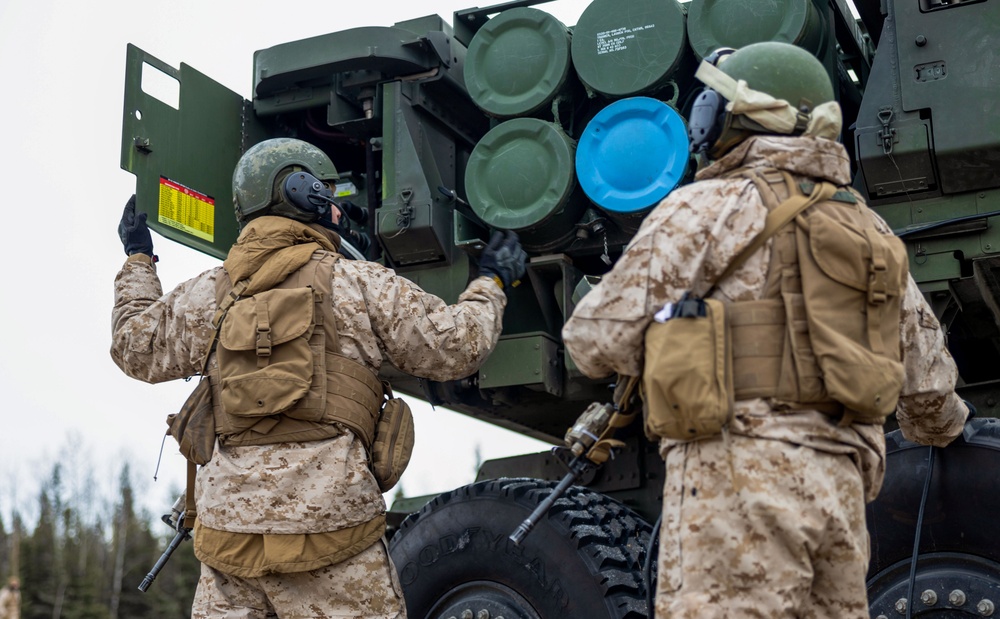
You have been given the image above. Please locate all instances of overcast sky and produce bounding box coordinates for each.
[0,0,595,524]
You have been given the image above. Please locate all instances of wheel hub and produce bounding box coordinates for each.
[427,580,543,619]
[867,553,1000,617]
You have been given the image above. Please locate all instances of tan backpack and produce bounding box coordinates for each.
[782,177,908,419]
[644,169,910,441]
[213,253,414,490]
[167,251,415,503]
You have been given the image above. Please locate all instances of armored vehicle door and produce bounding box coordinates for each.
[121,44,267,259]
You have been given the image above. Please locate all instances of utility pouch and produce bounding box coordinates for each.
[643,294,733,441]
[166,377,216,465]
[217,287,317,418]
[370,383,415,492]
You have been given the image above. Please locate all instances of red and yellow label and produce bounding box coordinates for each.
[157,177,215,242]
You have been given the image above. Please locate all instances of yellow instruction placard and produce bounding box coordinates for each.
[157,177,215,242]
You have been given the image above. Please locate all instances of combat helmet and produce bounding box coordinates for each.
[232,137,339,226]
[687,41,838,159]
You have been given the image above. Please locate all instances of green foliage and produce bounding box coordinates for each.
[8,460,199,619]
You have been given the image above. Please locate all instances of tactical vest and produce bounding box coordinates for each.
[208,251,384,447]
[726,168,909,424]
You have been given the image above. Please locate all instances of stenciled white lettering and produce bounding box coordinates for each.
[595,23,656,55]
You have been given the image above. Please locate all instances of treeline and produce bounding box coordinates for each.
[1,462,199,619]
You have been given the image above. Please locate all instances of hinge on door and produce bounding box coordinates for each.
[241,99,253,155]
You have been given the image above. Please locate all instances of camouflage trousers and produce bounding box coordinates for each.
[192,538,406,618]
[654,433,870,619]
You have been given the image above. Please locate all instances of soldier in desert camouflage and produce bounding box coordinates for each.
[111,137,526,618]
[563,42,969,618]
[0,577,20,619]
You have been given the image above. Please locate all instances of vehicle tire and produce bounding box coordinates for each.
[388,478,652,619]
[866,418,1000,617]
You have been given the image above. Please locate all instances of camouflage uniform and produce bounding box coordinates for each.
[192,539,403,618]
[0,580,20,619]
[562,135,967,618]
[112,223,506,618]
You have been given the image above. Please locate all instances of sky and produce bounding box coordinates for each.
[0,0,595,524]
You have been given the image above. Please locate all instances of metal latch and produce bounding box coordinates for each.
[877,107,897,155]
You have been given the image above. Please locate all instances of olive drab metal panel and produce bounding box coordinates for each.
[893,0,1000,195]
[856,0,1000,303]
[120,44,267,259]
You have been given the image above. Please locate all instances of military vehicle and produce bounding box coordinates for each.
[121,0,1000,616]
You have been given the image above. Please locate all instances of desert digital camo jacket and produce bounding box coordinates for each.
[0,585,19,619]
[111,236,506,569]
[563,134,967,501]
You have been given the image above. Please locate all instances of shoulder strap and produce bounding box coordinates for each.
[212,278,249,329]
[194,276,250,377]
[183,460,198,529]
[708,171,838,293]
[312,252,341,353]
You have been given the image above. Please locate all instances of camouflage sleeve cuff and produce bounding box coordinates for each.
[125,253,158,270]
[465,276,508,306]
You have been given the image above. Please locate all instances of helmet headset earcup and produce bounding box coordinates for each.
[686,47,736,156]
[687,88,727,155]
[281,170,333,219]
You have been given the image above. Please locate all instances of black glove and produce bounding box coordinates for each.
[342,228,372,257]
[478,230,527,289]
[118,194,155,257]
[964,399,977,422]
[339,200,369,226]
